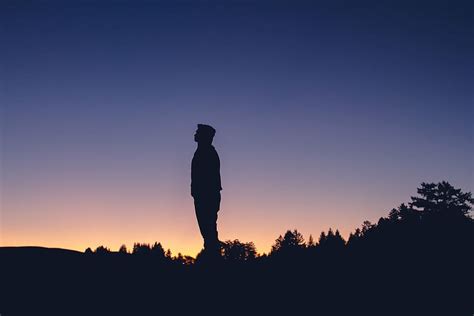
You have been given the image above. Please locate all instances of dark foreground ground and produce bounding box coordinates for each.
[1,244,472,315]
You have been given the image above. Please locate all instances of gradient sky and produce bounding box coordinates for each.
[1,0,472,256]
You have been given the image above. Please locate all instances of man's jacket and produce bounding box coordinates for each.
[191,145,222,197]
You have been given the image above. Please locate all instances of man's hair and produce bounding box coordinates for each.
[197,124,216,140]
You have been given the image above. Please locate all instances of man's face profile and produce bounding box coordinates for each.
[194,129,199,143]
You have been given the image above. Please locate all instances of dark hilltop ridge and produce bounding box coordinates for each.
[1,246,82,256]
[1,181,473,314]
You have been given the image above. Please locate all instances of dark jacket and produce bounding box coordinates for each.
[191,145,222,197]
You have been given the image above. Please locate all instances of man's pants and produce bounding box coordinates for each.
[194,192,221,253]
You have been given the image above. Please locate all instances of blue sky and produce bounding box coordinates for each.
[1,0,472,255]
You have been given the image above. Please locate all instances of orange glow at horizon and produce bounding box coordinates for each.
[1,158,407,258]
[1,187,378,257]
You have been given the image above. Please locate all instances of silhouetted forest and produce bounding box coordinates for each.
[1,181,472,313]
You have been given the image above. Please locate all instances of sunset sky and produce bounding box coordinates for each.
[1,0,472,256]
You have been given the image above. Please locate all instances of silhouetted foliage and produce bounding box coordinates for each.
[165,248,172,259]
[410,181,473,217]
[151,242,165,258]
[317,228,345,253]
[221,239,257,262]
[118,244,128,254]
[94,245,110,254]
[132,243,151,255]
[307,234,315,248]
[174,253,195,265]
[271,229,305,254]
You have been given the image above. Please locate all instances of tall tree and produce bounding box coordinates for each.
[271,229,305,254]
[410,181,473,217]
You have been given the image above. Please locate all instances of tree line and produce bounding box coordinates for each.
[84,181,473,265]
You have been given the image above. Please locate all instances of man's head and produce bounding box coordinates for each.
[194,124,216,145]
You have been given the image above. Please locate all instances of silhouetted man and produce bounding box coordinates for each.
[191,124,222,257]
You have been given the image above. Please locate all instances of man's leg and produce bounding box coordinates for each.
[206,193,220,255]
[197,211,217,252]
[204,212,219,254]
[194,193,221,255]
[194,198,208,247]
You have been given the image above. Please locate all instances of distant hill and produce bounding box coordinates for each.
[0,246,83,265]
[0,246,82,256]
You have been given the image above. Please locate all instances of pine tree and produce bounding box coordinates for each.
[118,244,128,254]
[307,234,315,248]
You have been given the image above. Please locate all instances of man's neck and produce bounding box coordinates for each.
[197,142,212,149]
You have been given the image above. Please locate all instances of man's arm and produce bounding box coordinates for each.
[191,153,197,197]
[215,151,222,191]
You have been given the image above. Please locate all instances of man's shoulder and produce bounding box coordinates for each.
[210,145,220,153]
[194,145,219,159]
